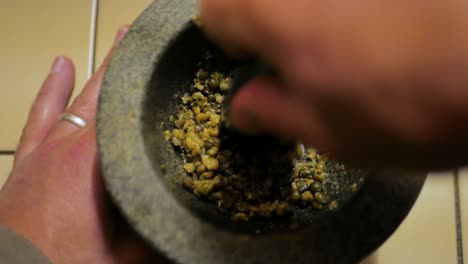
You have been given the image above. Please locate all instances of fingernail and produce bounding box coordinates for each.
[114,26,129,44]
[50,56,66,73]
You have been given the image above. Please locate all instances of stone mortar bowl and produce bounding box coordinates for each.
[97,0,427,263]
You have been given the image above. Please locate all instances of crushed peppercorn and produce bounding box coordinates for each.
[164,67,365,221]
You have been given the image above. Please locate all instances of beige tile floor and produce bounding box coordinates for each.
[0,156,13,188]
[95,0,154,68]
[458,168,468,261]
[362,172,458,263]
[0,1,463,263]
[0,1,92,151]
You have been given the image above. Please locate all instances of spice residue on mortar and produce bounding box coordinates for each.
[163,65,365,221]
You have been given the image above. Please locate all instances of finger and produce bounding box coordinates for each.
[45,26,129,142]
[198,0,246,57]
[230,78,332,150]
[199,0,268,57]
[199,0,320,58]
[15,56,75,164]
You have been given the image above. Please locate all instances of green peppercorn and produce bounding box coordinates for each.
[296,180,309,192]
[311,182,323,192]
[196,69,208,80]
[317,161,326,171]
[207,77,220,89]
[182,176,194,189]
[276,202,290,216]
[165,67,364,222]
[208,94,216,102]
[301,191,314,203]
[329,200,339,210]
[312,202,322,209]
[314,171,326,181]
[219,77,233,91]
[290,191,301,202]
[314,192,327,204]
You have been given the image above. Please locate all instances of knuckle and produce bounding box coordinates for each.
[77,105,96,120]
[71,97,96,119]
[32,139,62,163]
[66,129,97,160]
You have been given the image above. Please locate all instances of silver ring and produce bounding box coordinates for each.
[59,113,87,128]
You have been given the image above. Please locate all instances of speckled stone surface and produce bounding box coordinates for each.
[96,1,427,263]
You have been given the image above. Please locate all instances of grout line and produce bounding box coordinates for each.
[0,151,15,155]
[454,169,464,264]
[87,0,99,79]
